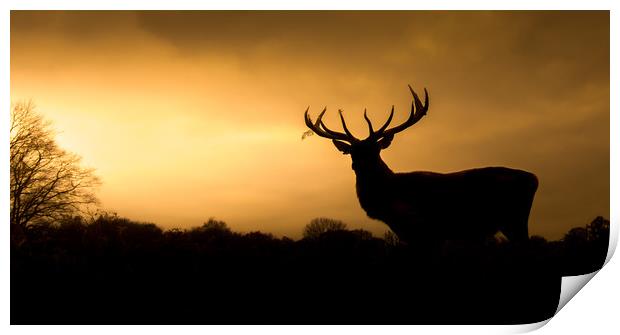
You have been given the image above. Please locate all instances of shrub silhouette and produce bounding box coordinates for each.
[302,217,348,239]
[560,216,610,275]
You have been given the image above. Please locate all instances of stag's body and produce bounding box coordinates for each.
[304,85,538,247]
[354,163,537,245]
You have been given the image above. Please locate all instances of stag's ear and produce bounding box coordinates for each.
[332,140,351,154]
[378,134,394,149]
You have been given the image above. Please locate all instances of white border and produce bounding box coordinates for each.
[1,1,617,334]
[0,0,614,10]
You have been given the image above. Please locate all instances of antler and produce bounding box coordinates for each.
[304,85,428,142]
[371,85,429,139]
[304,107,359,143]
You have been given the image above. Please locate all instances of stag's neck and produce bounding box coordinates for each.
[354,158,393,181]
[354,157,394,195]
[354,157,395,220]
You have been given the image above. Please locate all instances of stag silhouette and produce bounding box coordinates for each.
[304,85,538,248]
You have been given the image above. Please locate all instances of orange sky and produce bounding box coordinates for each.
[10,11,609,240]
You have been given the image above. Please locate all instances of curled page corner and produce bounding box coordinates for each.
[604,219,618,265]
[515,271,601,333]
[521,227,615,331]
[553,217,616,317]
[555,271,598,314]
[510,318,552,333]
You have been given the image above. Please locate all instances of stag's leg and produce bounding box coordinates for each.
[502,176,538,243]
[500,200,532,243]
[501,219,529,243]
[386,219,443,263]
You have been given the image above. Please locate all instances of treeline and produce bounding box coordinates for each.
[12,215,392,273]
[12,213,609,275]
[11,214,609,325]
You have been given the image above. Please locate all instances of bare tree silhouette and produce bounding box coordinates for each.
[10,101,100,240]
[304,85,538,248]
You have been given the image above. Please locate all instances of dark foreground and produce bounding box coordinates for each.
[11,216,609,325]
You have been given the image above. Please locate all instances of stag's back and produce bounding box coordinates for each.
[361,167,538,243]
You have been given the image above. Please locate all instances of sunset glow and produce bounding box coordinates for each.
[10,11,609,239]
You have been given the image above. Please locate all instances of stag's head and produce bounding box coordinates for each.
[304,85,429,172]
